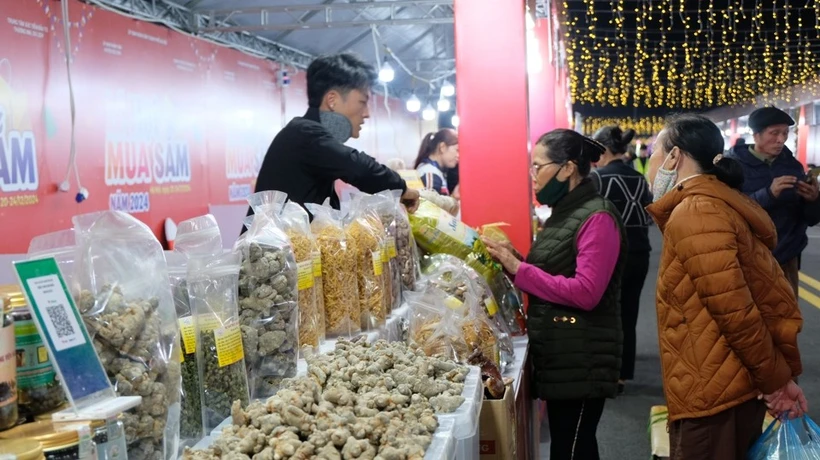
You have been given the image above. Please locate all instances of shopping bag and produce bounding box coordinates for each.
[748,415,820,460]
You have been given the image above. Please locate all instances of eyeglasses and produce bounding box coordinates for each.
[531,162,558,177]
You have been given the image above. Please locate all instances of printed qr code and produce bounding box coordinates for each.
[46,304,76,339]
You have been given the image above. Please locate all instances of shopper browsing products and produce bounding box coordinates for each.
[482,129,625,460]
[248,53,419,225]
[646,114,805,459]
[414,128,459,196]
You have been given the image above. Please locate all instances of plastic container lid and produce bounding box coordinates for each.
[0,421,79,449]
[33,405,71,422]
[0,439,45,460]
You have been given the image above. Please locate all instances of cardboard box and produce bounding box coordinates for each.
[479,384,516,459]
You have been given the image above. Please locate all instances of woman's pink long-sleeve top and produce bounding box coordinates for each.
[514,213,621,310]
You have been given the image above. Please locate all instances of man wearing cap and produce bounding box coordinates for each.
[727,106,820,296]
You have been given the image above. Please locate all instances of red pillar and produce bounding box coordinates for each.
[455,0,533,253]
[528,18,556,145]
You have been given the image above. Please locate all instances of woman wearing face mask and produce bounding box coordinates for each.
[483,129,626,460]
[414,128,459,196]
[592,126,653,394]
[645,114,806,459]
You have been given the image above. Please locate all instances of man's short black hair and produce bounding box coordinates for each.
[306,53,377,108]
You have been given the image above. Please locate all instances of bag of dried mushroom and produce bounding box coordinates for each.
[187,252,250,434]
[169,214,225,448]
[406,287,471,362]
[391,190,420,292]
[279,202,324,353]
[306,203,361,338]
[421,254,515,371]
[345,194,388,331]
[73,211,181,460]
[374,191,403,314]
[240,191,300,400]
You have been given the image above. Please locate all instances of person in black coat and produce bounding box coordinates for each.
[592,126,653,393]
[247,53,419,227]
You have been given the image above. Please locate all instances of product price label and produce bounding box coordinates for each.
[444,296,464,310]
[178,335,184,363]
[381,243,389,264]
[387,239,397,259]
[214,324,244,368]
[197,313,222,333]
[484,297,499,317]
[178,316,196,355]
[297,260,314,290]
[372,251,383,276]
[312,251,322,277]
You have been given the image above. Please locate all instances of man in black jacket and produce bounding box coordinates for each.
[249,53,419,220]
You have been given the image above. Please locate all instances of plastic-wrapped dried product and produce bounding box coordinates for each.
[346,195,387,331]
[375,191,403,314]
[421,254,515,370]
[174,215,223,258]
[391,190,421,292]
[188,252,249,433]
[239,191,299,399]
[279,202,324,352]
[410,199,500,281]
[406,287,470,362]
[73,211,181,460]
[306,204,361,338]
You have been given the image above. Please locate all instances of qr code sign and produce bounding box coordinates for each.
[26,275,87,352]
[46,304,76,338]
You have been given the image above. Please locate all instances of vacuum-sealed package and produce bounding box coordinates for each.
[73,211,181,460]
[187,252,249,434]
[346,195,387,331]
[306,204,361,338]
[280,202,324,353]
[239,191,299,399]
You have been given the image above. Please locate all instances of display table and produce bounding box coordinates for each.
[503,336,536,460]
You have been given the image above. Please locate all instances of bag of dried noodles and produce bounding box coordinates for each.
[239,191,299,400]
[306,203,361,338]
[375,191,402,314]
[188,251,249,433]
[73,211,181,460]
[390,190,420,292]
[280,202,324,353]
[346,194,387,331]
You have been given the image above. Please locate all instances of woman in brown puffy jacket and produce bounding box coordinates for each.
[645,114,807,459]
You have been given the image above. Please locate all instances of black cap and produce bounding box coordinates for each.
[748,107,795,133]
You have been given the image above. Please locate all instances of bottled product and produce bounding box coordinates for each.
[0,299,18,430]
[0,421,92,460]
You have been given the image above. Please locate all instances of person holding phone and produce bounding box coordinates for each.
[726,107,820,296]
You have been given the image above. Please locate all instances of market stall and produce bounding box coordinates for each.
[0,192,532,460]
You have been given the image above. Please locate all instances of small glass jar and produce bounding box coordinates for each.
[8,292,66,419]
[0,439,46,460]
[0,421,92,460]
[53,417,126,460]
[0,299,19,430]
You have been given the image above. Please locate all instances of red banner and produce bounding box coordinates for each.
[0,0,304,252]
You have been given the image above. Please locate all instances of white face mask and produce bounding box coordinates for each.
[652,153,678,202]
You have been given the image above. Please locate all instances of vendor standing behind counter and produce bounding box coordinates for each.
[246,53,419,228]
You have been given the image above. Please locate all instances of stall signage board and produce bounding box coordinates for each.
[13,258,113,405]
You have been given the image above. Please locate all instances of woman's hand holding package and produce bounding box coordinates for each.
[763,380,808,419]
[482,237,522,275]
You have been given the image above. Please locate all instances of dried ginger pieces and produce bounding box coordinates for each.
[183,339,469,460]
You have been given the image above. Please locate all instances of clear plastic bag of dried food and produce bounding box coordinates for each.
[174,214,223,258]
[187,252,250,434]
[406,286,470,362]
[279,202,324,354]
[390,190,421,292]
[166,252,203,448]
[240,192,300,399]
[346,194,387,331]
[73,211,181,460]
[375,191,403,314]
[421,254,515,371]
[306,203,361,338]
[489,272,527,336]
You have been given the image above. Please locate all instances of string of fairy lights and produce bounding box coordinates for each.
[581,116,667,137]
[565,0,820,110]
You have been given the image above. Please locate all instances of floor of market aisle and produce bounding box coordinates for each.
[538,225,820,459]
